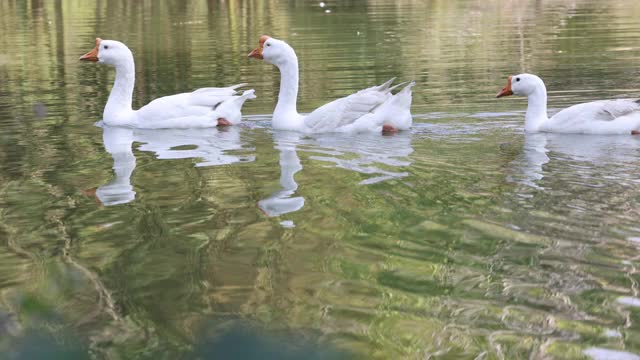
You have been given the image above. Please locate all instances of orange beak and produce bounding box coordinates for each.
[248,35,270,60]
[496,76,513,98]
[80,38,102,62]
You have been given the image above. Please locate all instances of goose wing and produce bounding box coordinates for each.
[552,99,640,123]
[135,84,247,122]
[303,79,397,132]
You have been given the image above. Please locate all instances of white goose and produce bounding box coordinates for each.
[80,38,255,128]
[497,73,640,135]
[248,35,414,134]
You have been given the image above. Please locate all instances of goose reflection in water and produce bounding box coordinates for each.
[306,131,413,185]
[95,125,253,206]
[258,132,305,220]
[96,126,136,206]
[508,133,640,189]
[135,126,253,167]
[258,130,413,221]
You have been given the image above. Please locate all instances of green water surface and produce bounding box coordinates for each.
[2,0,640,359]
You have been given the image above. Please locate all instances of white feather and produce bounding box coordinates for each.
[252,36,413,134]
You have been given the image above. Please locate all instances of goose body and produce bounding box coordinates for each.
[497,73,640,135]
[80,38,255,129]
[248,35,414,134]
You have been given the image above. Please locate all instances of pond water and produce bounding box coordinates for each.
[2,0,640,359]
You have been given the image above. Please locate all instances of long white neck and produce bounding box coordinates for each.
[104,58,135,124]
[273,56,303,130]
[524,85,549,132]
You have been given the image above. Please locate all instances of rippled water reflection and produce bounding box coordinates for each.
[2,0,640,359]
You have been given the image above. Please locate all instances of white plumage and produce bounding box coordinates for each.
[80,38,255,128]
[248,35,414,134]
[497,73,640,134]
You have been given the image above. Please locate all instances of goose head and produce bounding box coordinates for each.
[80,38,133,67]
[248,35,297,67]
[497,73,545,98]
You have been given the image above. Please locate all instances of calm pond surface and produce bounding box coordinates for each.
[2,0,640,359]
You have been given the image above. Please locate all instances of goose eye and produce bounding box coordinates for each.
[515,77,520,82]
[266,43,271,47]
[103,45,109,49]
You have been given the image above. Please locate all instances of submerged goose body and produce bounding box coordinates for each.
[80,38,255,129]
[497,73,640,135]
[248,35,414,134]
